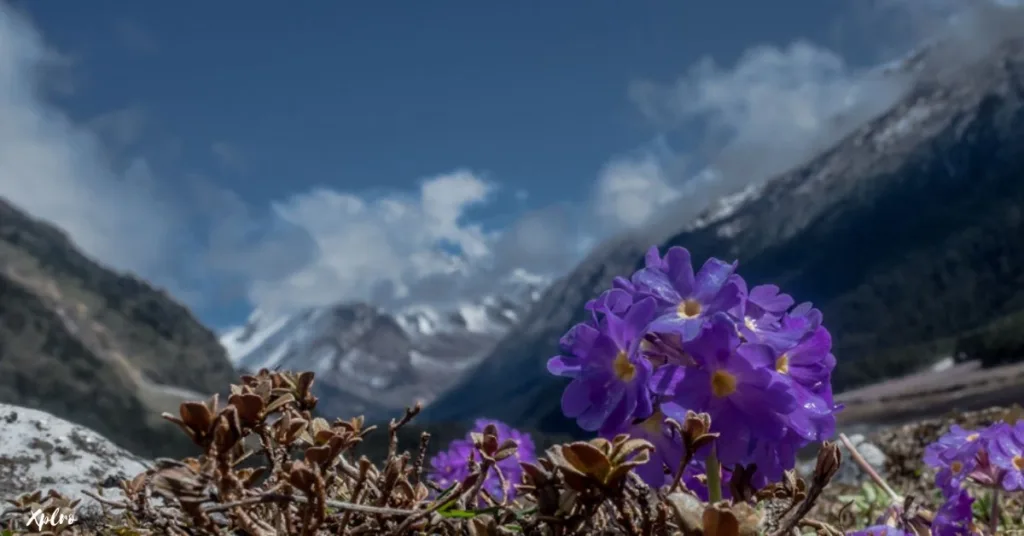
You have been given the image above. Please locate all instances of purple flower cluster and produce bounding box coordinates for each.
[922,420,1024,534]
[548,246,840,488]
[427,418,537,503]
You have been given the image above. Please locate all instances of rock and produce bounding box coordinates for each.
[0,404,149,515]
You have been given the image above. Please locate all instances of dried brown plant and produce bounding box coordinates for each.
[1,369,849,535]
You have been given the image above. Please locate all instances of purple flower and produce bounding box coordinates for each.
[925,425,986,463]
[748,431,803,486]
[643,246,668,271]
[650,313,797,468]
[469,419,536,501]
[472,418,537,463]
[774,326,834,392]
[427,439,473,490]
[989,420,1024,491]
[548,297,658,435]
[788,301,823,332]
[925,423,1007,495]
[427,419,537,504]
[584,286,635,324]
[772,326,839,443]
[550,243,843,489]
[730,281,804,349]
[745,284,795,317]
[632,247,745,342]
[613,410,684,489]
[932,488,980,536]
[682,460,733,501]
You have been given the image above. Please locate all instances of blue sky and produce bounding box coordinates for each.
[0,1,937,330]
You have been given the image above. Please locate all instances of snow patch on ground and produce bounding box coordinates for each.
[0,404,149,521]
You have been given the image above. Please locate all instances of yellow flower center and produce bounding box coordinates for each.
[776,353,790,374]
[966,433,979,442]
[744,316,758,331]
[677,298,702,319]
[1014,456,1024,471]
[711,370,737,397]
[613,350,636,382]
[951,460,963,474]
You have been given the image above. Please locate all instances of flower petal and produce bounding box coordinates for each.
[663,247,695,295]
[692,257,736,303]
[561,378,592,418]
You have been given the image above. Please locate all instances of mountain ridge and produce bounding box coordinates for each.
[219,269,548,420]
[0,196,236,458]
[420,38,1024,436]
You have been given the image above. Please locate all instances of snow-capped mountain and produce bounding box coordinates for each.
[219,269,548,420]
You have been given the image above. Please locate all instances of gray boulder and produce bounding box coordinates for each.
[0,403,150,516]
[799,433,887,486]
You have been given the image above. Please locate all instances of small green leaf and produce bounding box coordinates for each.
[861,481,877,503]
[439,509,478,519]
[432,482,462,512]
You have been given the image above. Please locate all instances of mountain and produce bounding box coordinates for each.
[0,197,237,458]
[421,38,1024,435]
[219,269,548,420]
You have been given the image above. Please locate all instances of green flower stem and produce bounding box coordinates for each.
[707,446,722,503]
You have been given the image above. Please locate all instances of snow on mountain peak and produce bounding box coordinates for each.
[216,268,550,420]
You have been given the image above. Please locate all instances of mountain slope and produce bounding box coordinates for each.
[0,197,237,458]
[422,39,1024,435]
[220,271,546,420]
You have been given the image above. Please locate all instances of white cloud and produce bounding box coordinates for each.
[246,171,498,313]
[0,4,526,319]
[2,0,1014,325]
[618,39,914,235]
[592,154,681,230]
[0,5,185,289]
[615,0,1024,240]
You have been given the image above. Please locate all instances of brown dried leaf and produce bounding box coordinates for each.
[558,442,612,482]
[493,439,520,462]
[297,371,315,394]
[520,462,551,486]
[228,392,265,425]
[703,502,741,536]
[179,402,215,434]
[288,462,317,494]
[609,437,654,465]
[304,445,332,466]
[588,437,613,455]
[265,392,296,414]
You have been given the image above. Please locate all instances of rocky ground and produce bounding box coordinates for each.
[835,360,1024,427]
[806,405,1024,532]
